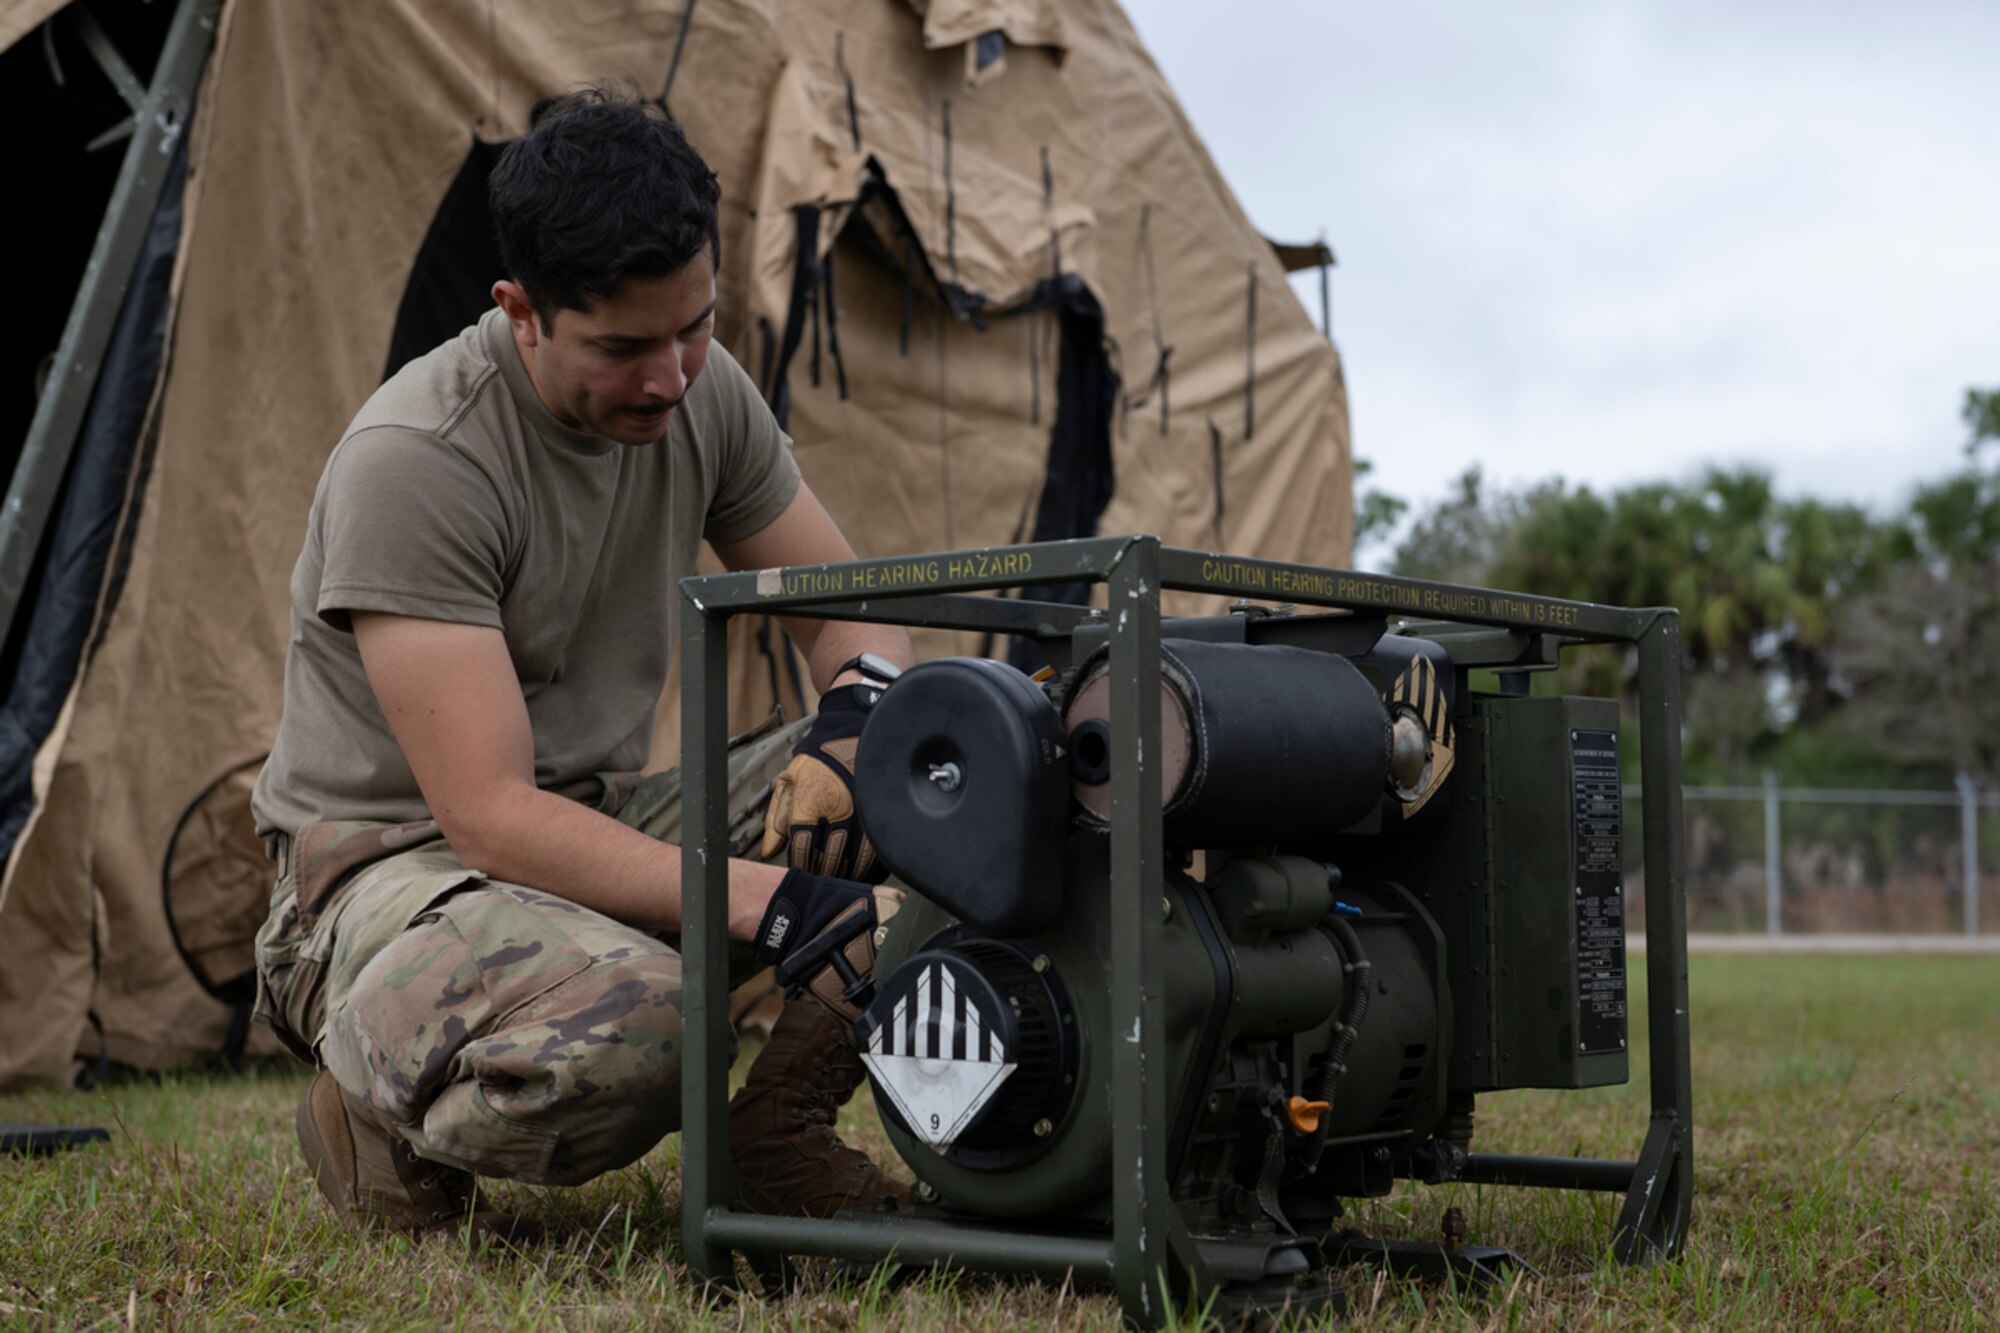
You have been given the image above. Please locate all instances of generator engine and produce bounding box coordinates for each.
[848,609,1637,1290]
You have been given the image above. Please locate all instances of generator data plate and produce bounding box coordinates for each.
[1570,728,1626,1055]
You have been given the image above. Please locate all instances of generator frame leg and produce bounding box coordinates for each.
[1620,614,1694,1263]
[1104,538,1210,1323]
[680,590,736,1291]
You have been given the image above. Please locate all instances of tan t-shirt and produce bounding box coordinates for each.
[251,308,801,837]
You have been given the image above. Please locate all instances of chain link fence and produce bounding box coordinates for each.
[1624,775,1999,936]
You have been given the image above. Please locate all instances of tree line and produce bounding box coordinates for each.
[1357,386,2000,786]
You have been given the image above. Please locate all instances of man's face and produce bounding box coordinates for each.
[494,255,717,447]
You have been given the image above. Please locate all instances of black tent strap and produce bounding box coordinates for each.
[659,0,699,111]
[836,32,861,151]
[1126,204,1172,434]
[900,233,915,355]
[1244,261,1258,440]
[770,201,862,419]
[941,99,960,291]
[1040,145,1061,279]
[1119,343,1174,437]
[1028,315,1041,426]
[1209,419,1226,541]
[807,256,821,389]
[1010,276,1117,673]
[769,169,1106,443]
[758,316,777,398]
[822,242,848,399]
[1150,345,1175,433]
[766,204,822,430]
[1138,204,1166,351]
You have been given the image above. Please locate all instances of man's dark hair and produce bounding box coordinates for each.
[489,85,720,330]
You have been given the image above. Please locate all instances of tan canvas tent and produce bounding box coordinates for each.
[0,0,1351,1088]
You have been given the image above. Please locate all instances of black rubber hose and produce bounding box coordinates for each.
[1302,915,1370,1168]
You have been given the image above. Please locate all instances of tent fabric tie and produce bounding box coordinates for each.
[822,240,848,399]
[1028,315,1041,426]
[836,32,861,150]
[1125,204,1173,434]
[1244,261,1258,440]
[1040,145,1062,277]
[899,233,914,356]
[659,0,699,113]
[807,252,821,389]
[941,99,960,294]
[767,204,822,429]
[1209,418,1226,543]
[1032,145,1061,428]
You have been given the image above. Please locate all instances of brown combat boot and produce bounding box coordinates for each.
[728,1001,912,1217]
[295,1070,530,1239]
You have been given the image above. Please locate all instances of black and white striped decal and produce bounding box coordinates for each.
[861,960,1017,1148]
[867,960,1008,1065]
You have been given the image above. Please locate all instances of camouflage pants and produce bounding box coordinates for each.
[253,718,805,1187]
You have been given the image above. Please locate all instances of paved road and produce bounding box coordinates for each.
[1632,933,2000,954]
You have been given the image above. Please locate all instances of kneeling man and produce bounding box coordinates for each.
[252,87,911,1233]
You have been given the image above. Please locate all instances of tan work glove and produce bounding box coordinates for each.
[761,685,887,883]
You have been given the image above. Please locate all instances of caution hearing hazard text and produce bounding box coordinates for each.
[1196,558,1581,625]
[756,549,1035,599]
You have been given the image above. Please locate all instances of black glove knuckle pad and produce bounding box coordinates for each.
[756,869,874,975]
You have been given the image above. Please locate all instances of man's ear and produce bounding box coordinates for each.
[492,280,541,347]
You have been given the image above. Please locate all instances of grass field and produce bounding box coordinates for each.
[4,955,1996,1330]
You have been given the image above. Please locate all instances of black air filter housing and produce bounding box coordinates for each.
[856,659,1070,935]
[1065,638,1393,847]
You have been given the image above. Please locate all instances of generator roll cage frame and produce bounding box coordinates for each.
[679,535,1692,1325]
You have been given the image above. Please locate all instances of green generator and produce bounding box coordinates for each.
[677,537,1691,1327]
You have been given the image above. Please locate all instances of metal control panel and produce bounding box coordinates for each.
[1570,728,1627,1056]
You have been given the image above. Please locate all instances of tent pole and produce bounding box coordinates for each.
[0,0,222,652]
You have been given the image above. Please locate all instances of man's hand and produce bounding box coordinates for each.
[755,869,904,1020]
[761,685,887,882]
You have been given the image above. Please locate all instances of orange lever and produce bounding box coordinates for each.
[1287,1095,1330,1134]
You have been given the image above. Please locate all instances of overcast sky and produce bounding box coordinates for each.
[1123,1,2000,551]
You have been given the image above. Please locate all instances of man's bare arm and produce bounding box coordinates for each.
[712,482,914,690]
[352,612,784,938]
